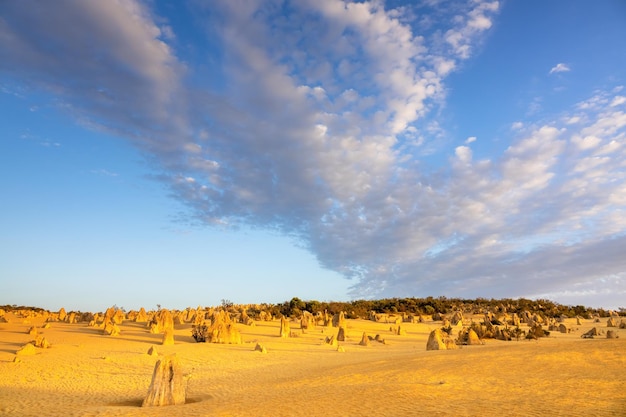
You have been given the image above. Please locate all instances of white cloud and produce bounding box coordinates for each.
[91,169,118,177]
[610,96,626,107]
[465,136,477,144]
[549,63,571,74]
[3,1,626,305]
[455,145,472,163]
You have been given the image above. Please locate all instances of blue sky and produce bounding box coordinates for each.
[1,0,625,312]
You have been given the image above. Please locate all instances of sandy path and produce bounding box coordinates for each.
[1,315,624,416]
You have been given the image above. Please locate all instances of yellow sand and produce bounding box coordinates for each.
[1,313,624,416]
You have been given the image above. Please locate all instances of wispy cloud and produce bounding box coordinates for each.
[2,1,625,301]
[90,169,119,177]
[549,63,571,74]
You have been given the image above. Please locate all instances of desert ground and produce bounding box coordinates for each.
[0,309,624,417]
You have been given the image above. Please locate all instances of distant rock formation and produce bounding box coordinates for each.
[450,311,463,326]
[240,310,255,326]
[332,312,346,328]
[136,307,148,323]
[142,355,186,407]
[358,332,370,346]
[33,335,50,349]
[279,316,291,338]
[193,310,242,344]
[259,311,273,322]
[300,311,315,332]
[58,308,67,322]
[162,328,175,346]
[336,326,346,342]
[159,310,175,345]
[457,328,482,345]
[103,322,120,336]
[426,328,458,350]
[581,327,601,339]
[324,335,337,347]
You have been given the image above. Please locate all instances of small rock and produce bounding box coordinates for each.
[16,343,37,356]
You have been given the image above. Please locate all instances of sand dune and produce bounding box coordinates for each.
[1,311,624,416]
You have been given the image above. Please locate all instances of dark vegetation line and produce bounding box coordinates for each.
[244,297,624,320]
[3,297,623,319]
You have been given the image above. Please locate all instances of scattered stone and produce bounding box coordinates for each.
[113,309,125,324]
[151,309,174,335]
[173,314,184,326]
[457,328,482,345]
[33,336,51,349]
[606,330,618,339]
[426,328,458,350]
[142,355,186,407]
[42,323,51,329]
[450,311,463,326]
[147,346,158,356]
[325,335,337,347]
[526,324,549,340]
[158,310,175,345]
[581,327,601,339]
[332,312,346,328]
[136,307,148,323]
[259,311,273,322]
[58,308,67,322]
[13,356,21,363]
[558,323,568,334]
[103,322,121,336]
[607,317,618,327]
[193,310,242,344]
[336,326,346,342]
[240,310,255,326]
[162,328,175,346]
[279,316,291,338]
[27,326,38,336]
[337,346,345,353]
[300,311,315,331]
[254,343,267,353]
[16,343,37,356]
[494,327,512,341]
[359,332,370,346]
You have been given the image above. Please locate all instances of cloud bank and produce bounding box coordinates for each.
[1,0,625,303]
